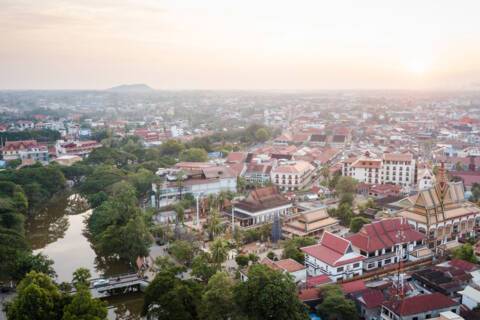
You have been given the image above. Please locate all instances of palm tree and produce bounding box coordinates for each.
[206,209,223,240]
[210,238,229,269]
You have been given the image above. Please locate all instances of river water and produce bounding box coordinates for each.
[25,195,144,319]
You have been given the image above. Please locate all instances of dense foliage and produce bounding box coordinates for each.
[87,181,153,262]
[5,271,107,320]
[316,285,358,320]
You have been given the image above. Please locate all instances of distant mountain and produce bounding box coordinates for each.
[107,83,154,92]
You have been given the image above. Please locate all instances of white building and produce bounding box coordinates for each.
[271,160,315,191]
[152,162,237,208]
[459,286,480,310]
[1,140,49,164]
[301,232,365,282]
[170,125,184,137]
[342,152,416,188]
[417,167,436,191]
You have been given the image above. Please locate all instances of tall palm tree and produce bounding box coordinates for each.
[206,209,222,240]
[210,238,229,269]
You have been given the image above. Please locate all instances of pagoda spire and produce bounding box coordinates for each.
[437,161,448,200]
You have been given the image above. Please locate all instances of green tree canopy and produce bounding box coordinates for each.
[62,289,107,320]
[452,243,477,263]
[199,272,236,320]
[142,268,202,320]
[170,240,196,266]
[234,264,309,320]
[316,285,359,320]
[349,216,370,233]
[179,148,208,162]
[254,128,270,142]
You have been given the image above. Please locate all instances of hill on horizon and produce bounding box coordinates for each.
[107,83,155,92]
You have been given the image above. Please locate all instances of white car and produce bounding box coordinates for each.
[92,279,110,287]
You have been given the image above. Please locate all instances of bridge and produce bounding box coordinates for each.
[71,273,150,299]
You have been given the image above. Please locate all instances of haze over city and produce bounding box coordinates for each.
[2,0,480,90]
[2,2,480,320]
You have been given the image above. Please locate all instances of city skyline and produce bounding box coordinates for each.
[1,0,480,90]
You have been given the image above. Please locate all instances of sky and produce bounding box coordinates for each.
[1,0,480,90]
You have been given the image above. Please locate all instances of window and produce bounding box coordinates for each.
[353,263,360,268]
[413,317,418,320]
[337,267,344,272]
[426,314,431,319]
[384,258,391,264]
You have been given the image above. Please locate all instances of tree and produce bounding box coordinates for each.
[62,289,107,320]
[191,252,218,282]
[170,240,196,266]
[210,238,229,269]
[335,176,357,199]
[452,243,477,263]
[254,128,270,142]
[5,271,64,320]
[349,217,370,233]
[199,272,236,320]
[0,227,29,280]
[174,203,185,225]
[234,264,309,320]
[12,252,56,281]
[206,209,223,240]
[72,268,91,289]
[235,255,250,268]
[316,285,359,320]
[179,148,208,162]
[142,269,202,320]
[333,202,354,226]
[88,181,152,262]
[282,237,316,264]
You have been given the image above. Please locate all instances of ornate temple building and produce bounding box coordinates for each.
[399,163,480,253]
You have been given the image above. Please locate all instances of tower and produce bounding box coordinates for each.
[271,212,282,244]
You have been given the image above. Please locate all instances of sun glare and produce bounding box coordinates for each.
[405,59,430,75]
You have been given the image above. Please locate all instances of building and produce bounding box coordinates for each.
[1,140,49,163]
[282,208,339,238]
[243,163,273,186]
[412,265,471,298]
[55,140,102,158]
[342,152,416,188]
[271,160,315,191]
[459,285,480,311]
[417,167,436,191]
[301,232,365,282]
[399,164,480,253]
[382,153,416,188]
[258,257,307,283]
[231,186,293,228]
[380,293,460,320]
[152,163,237,208]
[347,218,427,271]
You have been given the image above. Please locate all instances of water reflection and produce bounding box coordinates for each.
[25,194,144,319]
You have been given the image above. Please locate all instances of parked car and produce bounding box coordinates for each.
[92,279,110,287]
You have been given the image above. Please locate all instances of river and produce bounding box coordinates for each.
[25,194,144,319]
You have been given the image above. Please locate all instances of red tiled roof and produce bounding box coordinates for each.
[306,274,332,287]
[260,257,305,273]
[382,293,458,316]
[301,232,365,267]
[274,258,306,273]
[347,218,425,253]
[298,288,321,302]
[341,280,367,294]
[448,259,478,272]
[359,289,384,309]
[226,152,247,163]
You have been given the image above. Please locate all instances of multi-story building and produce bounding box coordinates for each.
[342,152,416,188]
[55,140,102,158]
[301,232,365,282]
[243,163,273,186]
[152,162,237,208]
[271,160,315,191]
[1,140,49,163]
[382,153,416,188]
[347,218,427,272]
[399,164,480,253]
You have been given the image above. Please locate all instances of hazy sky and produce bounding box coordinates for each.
[1,0,480,90]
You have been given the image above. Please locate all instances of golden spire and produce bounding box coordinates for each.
[437,161,448,200]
